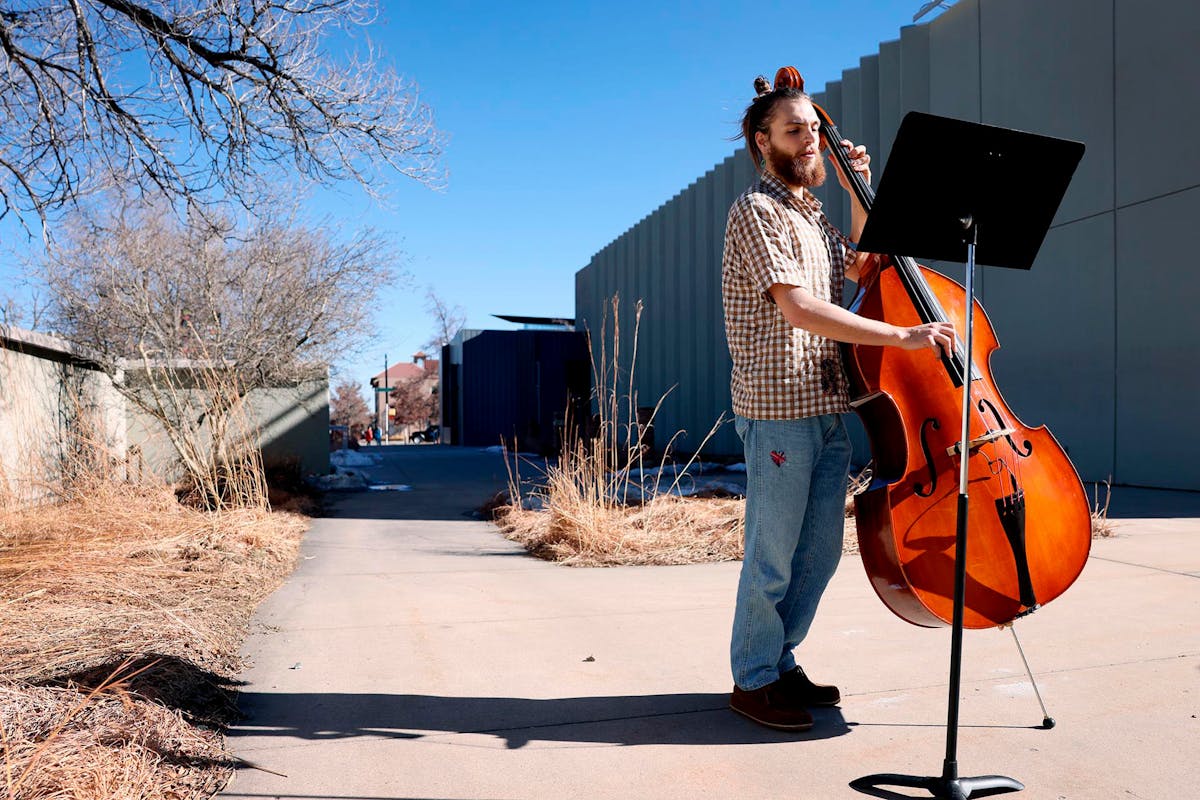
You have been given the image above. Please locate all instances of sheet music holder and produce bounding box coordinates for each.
[850,111,1084,800]
[857,111,1084,269]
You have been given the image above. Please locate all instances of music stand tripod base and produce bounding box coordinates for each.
[849,772,1024,800]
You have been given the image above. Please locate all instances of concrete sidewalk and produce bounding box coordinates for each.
[220,445,1199,800]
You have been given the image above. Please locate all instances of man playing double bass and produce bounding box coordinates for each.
[722,76,955,731]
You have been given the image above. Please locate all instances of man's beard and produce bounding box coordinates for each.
[765,147,826,188]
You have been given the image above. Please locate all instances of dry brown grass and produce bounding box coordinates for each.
[495,295,744,566]
[1090,479,1116,538]
[498,467,1116,567]
[0,659,232,799]
[0,480,306,798]
[497,494,746,566]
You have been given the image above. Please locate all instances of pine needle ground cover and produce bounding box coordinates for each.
[0,482,306,799]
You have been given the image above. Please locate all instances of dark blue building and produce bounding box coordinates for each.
[441,327,589,454]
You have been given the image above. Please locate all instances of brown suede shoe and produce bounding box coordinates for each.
[779,666,841,707]
[729,681,814,731]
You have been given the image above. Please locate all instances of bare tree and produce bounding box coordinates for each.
[422,287,465,352]
[389,372,438,431]
[40,195,396,506]
[0,286,49,329]
[330,380,371,432]
[0,0,443,231]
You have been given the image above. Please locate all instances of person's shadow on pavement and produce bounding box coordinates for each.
[228,690,851,750]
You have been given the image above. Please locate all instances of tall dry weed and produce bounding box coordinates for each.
[126,343,270,512]
[496,297,736,566]
[1090,478,1115,537]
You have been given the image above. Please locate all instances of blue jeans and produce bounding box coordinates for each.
[731,414,852,690]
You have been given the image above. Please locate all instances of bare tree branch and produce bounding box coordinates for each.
[0,0,444,232]
[422,287,464,353]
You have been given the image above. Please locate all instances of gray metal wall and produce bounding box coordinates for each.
[575,0,1200,490]
[576,150,756,457]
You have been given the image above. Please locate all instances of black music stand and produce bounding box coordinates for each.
[850,111,1084,800]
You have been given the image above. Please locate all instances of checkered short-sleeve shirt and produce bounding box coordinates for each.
[721,171,852,420]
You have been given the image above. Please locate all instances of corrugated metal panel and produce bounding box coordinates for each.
[660,194,683,439]
[900,23,931,115]
[877,40,903,163]
[823,80,844,233]
[858,55,881,166]
[840,67,862,232]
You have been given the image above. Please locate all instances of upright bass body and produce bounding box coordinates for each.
[843,262,1092,629]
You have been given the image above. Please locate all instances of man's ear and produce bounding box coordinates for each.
[754,130,769,154]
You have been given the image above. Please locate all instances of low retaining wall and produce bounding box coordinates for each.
[0,326,329,501]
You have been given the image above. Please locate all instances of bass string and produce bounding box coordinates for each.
[825,114,1005,476]
[820,119,974,379]
[966,359,1024,503]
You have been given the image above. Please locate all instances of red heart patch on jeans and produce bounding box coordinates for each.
[770,451,786,467]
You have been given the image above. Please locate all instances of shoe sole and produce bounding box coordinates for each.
[729,702,814,732]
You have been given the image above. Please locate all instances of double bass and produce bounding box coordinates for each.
[772,66,1091,630]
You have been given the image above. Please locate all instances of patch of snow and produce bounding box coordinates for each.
[481,445,541,458]
[664,479,746,498]
[620,461,737,479]
[331,449,382,467]
[308,471,369,491]
[520,495,546,511]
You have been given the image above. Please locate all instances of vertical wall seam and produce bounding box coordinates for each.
[977,0,985,301]
[1111,0,1119,482]
[977,0,983,123]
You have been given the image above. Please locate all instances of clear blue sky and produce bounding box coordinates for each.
[0,0,949,397]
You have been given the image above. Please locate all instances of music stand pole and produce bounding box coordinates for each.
[851,220,1023,800]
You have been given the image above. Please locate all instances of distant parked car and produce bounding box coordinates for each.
[409,424,440,444]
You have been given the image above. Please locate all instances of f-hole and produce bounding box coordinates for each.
[914,418,940,497]
[978,397,1033,458]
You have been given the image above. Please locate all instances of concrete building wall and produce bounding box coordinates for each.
[125,376,330,481]
[0,327,126,503]
[574,0,1200,489]
[1,325,330,498]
